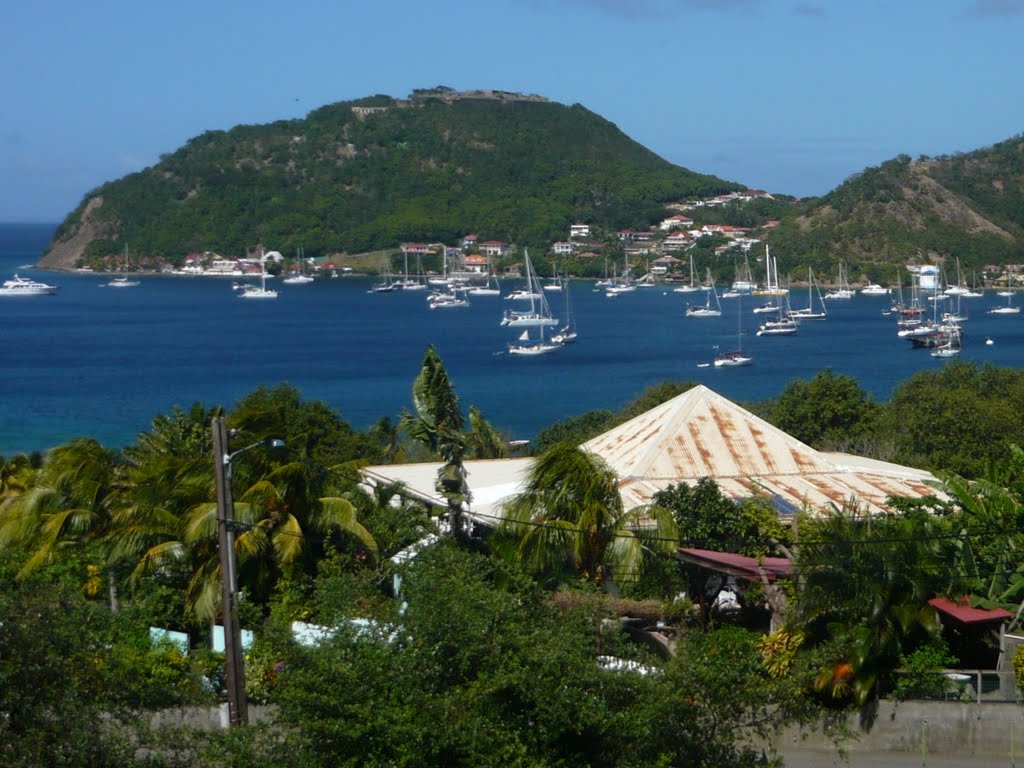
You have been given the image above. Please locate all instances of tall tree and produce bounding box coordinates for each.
[400,346,471,539]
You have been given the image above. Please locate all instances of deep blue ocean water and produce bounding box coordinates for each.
[3,222,1024,456]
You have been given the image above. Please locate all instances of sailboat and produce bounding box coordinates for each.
[468,257,501,296]
[715,296,752,367]
[397,252,427,291]
[282,248,314,284]
[673,254,702,294]
[238,252,277,299]
[729,251,756,295]
[823,262,854,300]
[543,263,563,292]
[930,336,961,358]
[428,286,470,308]
[756,291,797,336]
[685,269,722,317]
[988,291,1020,315]
[605,257,637,296]
[507,327,561,356]
[468,272,501,296]
[790,268,827,320]
[550,279,577,344]
[501,249,558,327]
[943,258,969,296]
[106,245,140,288]
[752,245,788,297]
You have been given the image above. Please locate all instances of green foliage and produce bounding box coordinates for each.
[400,345,471,543]
[221,543,829,767]
[1014,643,1024,692]
[499,443,678,588]
[885,361,1024,477]
[52,95,740,263]
[791,507,952,705]
[530,408,615,452]
[0,562,210,766]
[893,639,957,700]
[767,369,882,451]
[767,139,1024,271]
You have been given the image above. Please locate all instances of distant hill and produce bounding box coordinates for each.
[765,136,1024,284]
[40,88,741,269]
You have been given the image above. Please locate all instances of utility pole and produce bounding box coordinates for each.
[213,416,248,727]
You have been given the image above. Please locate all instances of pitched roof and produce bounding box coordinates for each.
[928,597,1012,624]
[581,385,939,515]
[678,548,791,582]
[362,386,941,524]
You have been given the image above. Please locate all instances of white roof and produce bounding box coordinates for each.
[361,386,941,523]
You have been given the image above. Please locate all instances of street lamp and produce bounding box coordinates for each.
[212,416,285,727]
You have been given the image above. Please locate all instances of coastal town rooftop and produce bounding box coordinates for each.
[361,385,942,527]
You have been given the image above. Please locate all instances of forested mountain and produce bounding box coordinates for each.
[766,135,1024,284]
[40,89,740,269]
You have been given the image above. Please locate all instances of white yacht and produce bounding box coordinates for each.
[860,283,890,296]
[0,274,59,296]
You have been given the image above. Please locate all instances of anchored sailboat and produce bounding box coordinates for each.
[715,296,752,367]
[685,269,722,317]
[501,249,558,328]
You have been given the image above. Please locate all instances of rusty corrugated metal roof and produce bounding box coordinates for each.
[584,385,940,515]
[363,386,943,524]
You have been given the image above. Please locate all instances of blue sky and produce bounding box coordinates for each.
[2,0,1022,221]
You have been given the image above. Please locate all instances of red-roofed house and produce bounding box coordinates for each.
[660,214,694,231]
[462,253,489,273]
[461,234,478,249]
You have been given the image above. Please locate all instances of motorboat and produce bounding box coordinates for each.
[860,283,890,296]
[0,274,59,296]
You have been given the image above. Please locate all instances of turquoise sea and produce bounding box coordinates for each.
[3,222,1024,456]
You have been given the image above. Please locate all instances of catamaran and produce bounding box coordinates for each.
[238,254,277,299]
[823,262,854,300]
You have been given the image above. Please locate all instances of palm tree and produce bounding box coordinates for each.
[0,439,123,607]
[466,405,508,459]
[500,442,677,590]
[113,405,379,622]
[400,346,470,539]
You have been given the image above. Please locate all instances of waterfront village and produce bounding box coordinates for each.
[97,186,1024,291]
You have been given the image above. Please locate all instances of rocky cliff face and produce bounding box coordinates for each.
[38,196,112,269]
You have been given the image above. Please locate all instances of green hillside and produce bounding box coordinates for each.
[41,89,740,269]
[765,136,1024,284]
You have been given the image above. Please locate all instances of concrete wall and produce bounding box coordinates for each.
[779,701,1024,757]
